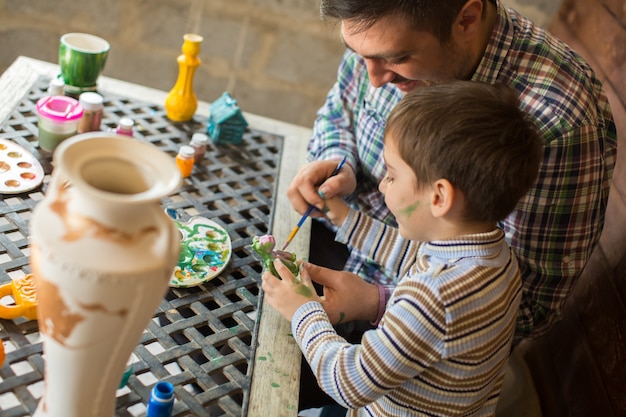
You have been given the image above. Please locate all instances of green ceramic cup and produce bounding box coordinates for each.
[59,33,110,94]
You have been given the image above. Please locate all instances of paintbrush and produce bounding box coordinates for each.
[281,156,347,251]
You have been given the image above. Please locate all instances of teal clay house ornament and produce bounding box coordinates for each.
[207,92,248,145]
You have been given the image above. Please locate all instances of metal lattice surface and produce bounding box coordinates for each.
[0,78,282,416]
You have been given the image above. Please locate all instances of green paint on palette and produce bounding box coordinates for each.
[271,382,280,388]
[258,356,267,361]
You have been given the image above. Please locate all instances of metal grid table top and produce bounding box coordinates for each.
[0,77,283,417]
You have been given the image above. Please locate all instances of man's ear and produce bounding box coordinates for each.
[430,179,455,218]
[453,0,484,36]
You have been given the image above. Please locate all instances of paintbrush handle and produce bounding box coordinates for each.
[282,156,348,250]
[297,206,315,227]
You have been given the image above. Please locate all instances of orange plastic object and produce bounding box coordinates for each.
[0,274,38,320]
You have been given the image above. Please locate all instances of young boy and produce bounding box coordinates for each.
[262,81,543,416]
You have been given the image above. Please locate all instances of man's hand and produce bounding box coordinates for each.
[323,196,350,227]
[261,259,321,322]
[287,159,357,219]
[302,262,379,324]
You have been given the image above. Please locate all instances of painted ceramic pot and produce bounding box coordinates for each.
[59,33,110,94]
[30,133,181,417]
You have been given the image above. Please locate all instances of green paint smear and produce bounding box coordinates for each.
[271,382,280,388]
[337,312,346,324]
[399,201,420,217]
[295,283,313,298]
[258,356,267,361]
[173,219,230,284]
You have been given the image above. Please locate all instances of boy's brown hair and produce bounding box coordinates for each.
[385,80,542,224]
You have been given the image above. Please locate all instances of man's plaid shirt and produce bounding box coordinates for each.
[307,1,617,340]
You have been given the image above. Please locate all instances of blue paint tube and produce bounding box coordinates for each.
[147,381,175,417]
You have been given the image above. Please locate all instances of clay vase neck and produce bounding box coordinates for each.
[165,33,203,122]
[30,133,181,417]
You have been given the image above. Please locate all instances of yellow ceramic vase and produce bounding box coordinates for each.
[165,33,203,122]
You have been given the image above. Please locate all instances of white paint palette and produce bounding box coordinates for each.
[0,139,44,194]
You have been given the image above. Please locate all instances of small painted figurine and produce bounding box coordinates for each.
[250,235,299,278]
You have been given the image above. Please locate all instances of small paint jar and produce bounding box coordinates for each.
[175,145,195,178]
[116,117,134,137]
[189,132,208,164]
[47,78,65,96]
[77,92,104,133]
[146,381,175,417]
[36,96,83,152]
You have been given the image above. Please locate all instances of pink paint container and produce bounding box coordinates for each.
[36,95,83,152]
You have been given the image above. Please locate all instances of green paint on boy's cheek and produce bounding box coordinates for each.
[399,200,420,217]
[294,283,314,298]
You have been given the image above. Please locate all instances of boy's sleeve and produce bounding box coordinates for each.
[335,209,419,279]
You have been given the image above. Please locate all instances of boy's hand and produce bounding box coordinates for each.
[303,262,380,324]
[261,258,322,322]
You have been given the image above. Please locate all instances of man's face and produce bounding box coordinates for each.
[341,14,475,92]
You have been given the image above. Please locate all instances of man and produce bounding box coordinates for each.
[287,0,617,342]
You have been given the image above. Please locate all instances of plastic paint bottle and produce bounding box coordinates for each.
[115,117,134,137]
[175,145,195,178]
[189,132,208,164]
[47,78,65,96]
[146,381,175,417]
[77,92,104,133]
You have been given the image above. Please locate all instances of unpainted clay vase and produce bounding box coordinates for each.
[30,133,181,417]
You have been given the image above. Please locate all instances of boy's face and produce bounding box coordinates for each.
[341,14,476,93]
[379,137,433,241]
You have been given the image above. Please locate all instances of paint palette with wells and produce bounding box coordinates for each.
[0,139,44,194]
[169,215,232,288]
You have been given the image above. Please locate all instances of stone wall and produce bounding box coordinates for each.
[0,0,560,127]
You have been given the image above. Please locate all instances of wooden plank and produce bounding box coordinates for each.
[248,119,312,417]
[575,251,626,413]
[553,338,615,417]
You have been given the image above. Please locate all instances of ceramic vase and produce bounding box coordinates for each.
[30,133,181,417]
[165,33,203,122]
